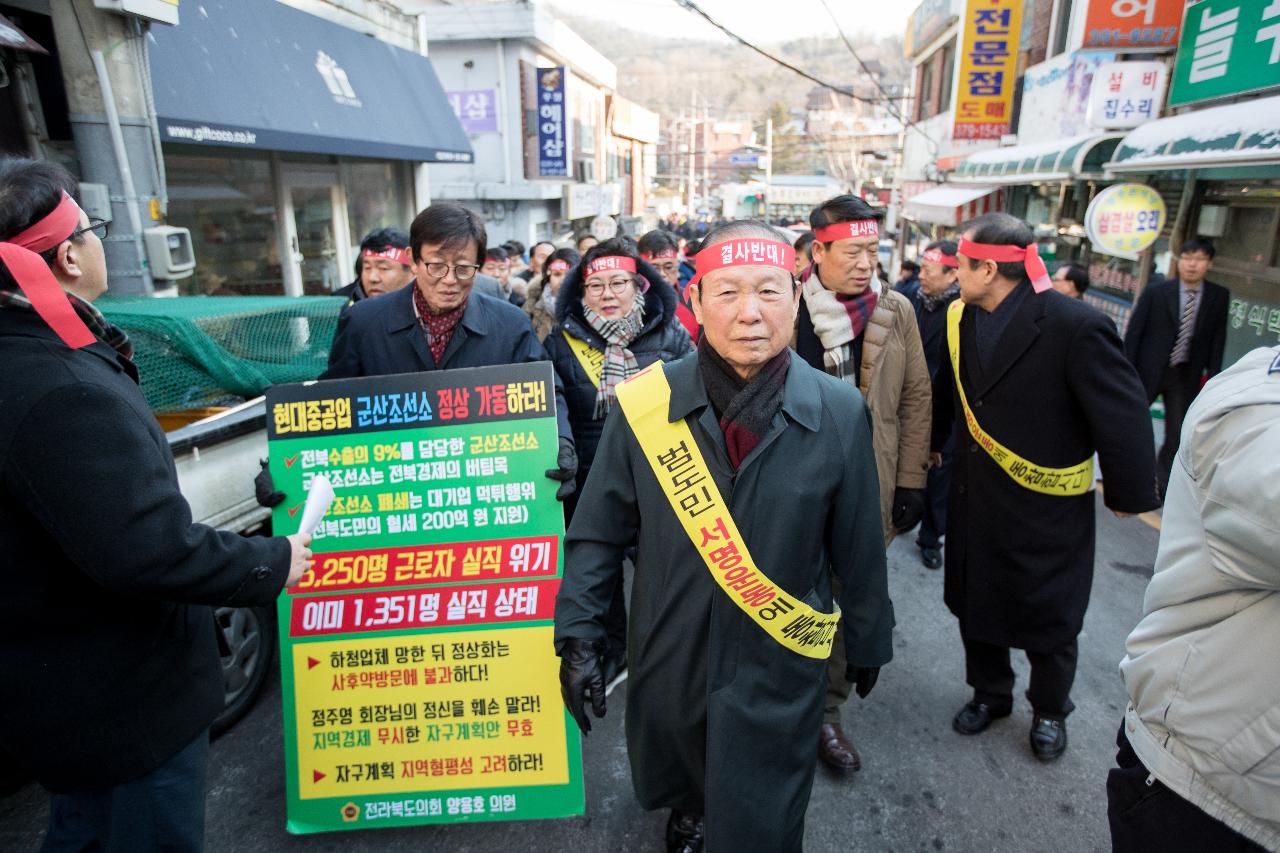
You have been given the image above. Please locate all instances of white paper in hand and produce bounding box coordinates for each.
[298,474,335,536]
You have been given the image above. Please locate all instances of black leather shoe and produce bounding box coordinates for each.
[952,700,1011,735]
[666,810,704,853]
[921,547,942,569]
[1030,715,1067,761]
[818,722,862,772]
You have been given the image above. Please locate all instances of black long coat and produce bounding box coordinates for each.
[543,255,692,485]
[932,285,1158,652]
[1123,277,1230,403]
[321,284,572,442]
[555,353,893,852]
[0,308,291,791]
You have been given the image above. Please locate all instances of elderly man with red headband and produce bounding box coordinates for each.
[0,158,313,849]
[932,212,1157,761]
[555,220,892,853]
[794,194,931,776]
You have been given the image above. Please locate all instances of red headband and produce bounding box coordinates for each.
[814,219,880,243]
[0,192,96,349]
[922,248,959,268]
[690,239,795,287]
[585,255,636,277]
[640,249,677,260]
[957,238,1052,293]
[362,246,411,266]
[548,259,570,273]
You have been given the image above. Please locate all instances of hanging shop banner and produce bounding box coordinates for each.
[953,0,1024,141]
[1082,0,1183,50]
[1085,183,1167,260]
[1086,61,1169,128]
[536,66,569,178]
[1169,0,1280,106]
[266,363,583,834]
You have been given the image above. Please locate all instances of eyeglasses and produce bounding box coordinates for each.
[71,218,109,241]
[422,262,480,281]
[584,277,635,297]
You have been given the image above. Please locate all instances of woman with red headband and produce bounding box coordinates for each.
[523,246,579,342]
[544,237,692,684]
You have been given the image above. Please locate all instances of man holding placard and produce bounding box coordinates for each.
[555,220,893,853]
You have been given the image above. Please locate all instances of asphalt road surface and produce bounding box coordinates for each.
[0,501,1160,852]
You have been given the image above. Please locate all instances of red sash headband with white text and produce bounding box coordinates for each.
[814,219,880,243]
[923,247,959,268]
[0,191,96,349]
[585,255,637,277]
[690,239,795,287]
[640,249,678,261]
[548,259,571,273]
[361,246,411,266]
[957,238,1052,293]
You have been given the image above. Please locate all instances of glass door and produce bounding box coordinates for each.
[279,166,352,297]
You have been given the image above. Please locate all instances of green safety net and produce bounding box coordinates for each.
[98,295,346,413]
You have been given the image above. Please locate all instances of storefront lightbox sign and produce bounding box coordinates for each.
[1018,51,1116,145]
[536,67,570,178]
[953,0,1024,142]
[1087,61,1169,128]
[447,90,498,134]
[266,363,584,834]
[1169,0,1280,106]
[1082,0,1183,50]
[1085,183,1167,260]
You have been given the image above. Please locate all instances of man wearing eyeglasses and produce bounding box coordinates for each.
[321,202,578,498]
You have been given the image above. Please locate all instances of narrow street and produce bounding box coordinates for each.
[0,502,1159,852]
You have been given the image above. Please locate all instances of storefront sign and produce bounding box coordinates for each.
[1227,295,1280,365]
[266,363,583,834]
[1082,0,1183,50]
[1018,51,1116,145]
[1087,61,1169,127]
[447,90,498,134]
[953,0,1024,141]
[905,0,957,58]
[1085,183,1167,260]
[1169,0,1280,106]
[536,67,569,178]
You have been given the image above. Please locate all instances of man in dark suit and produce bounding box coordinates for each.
[1123,237,1229,497]
[907,240,961,570]
[0,158,312,850]
[321,202,577,498]
[933,213,1158,762]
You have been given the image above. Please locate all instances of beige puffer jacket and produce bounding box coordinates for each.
[1120,346,1280,850]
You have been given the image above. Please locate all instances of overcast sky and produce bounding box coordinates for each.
[405,0,914,43]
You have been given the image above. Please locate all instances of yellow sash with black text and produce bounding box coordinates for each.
[563,330,605,387]
[945,300,1093,495]
[615,363,840,659]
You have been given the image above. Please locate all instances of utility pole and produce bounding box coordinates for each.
[764,117,773,224]
[675,112,685,200]
[701,107,710,219]
[687,91,697,214]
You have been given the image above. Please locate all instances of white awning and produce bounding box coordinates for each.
[1107,95,1280,172]
[903,185,1003,226]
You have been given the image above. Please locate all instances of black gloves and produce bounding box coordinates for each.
[254,459,285,508]
[559,637,607,734]
[891,487,925,533]
[846,666,880,699]
[545,436,579,501]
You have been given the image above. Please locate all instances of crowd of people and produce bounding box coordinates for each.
[1,152,1276,853]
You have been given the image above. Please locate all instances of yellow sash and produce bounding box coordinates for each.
[615,363,840,659]
[945,300,1093,496]
[563,330,604,387]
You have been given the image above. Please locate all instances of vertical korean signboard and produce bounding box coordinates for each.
[266,363,583,834]
[1169,0,1280,106]
[536,66,569,177]
[953,0,1024,141]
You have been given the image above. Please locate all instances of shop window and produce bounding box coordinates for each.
[939,40,956,115]
[164,150,280,296]
[341,161,411,252]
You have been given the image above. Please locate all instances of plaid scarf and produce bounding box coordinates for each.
[583,301,644,418]
[0,286,133,361]
[412,285,466,365]
[801,271,879,384]
[698,336,790,470]
[921,282,960,312]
